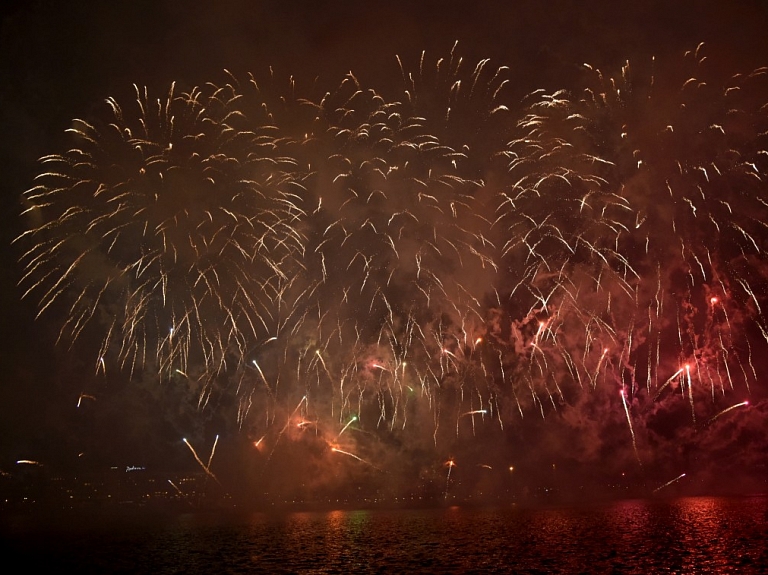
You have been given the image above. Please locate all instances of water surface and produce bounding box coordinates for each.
[3,495,767,573]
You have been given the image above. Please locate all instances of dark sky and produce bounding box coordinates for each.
[2,0,768,504]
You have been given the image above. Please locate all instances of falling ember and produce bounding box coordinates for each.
[183,438,206,470]
[653,473,687,493]
[252,361,274,397]
[590,348,610,388]
[337,415,358,438]
[685,364,695,424]
[76,393,96,407]
[444,459,456,500]
[706,401,750,426]
[206,434,219,470]
[654,368,684,400]
[183,437,222,486]
[331,447,380,471]
[620,389,641,466]
[167,479,183,496]
[457,409,488,436]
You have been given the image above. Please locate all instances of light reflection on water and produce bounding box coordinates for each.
[3,495,767,574]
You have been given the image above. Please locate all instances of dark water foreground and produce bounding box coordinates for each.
[2,495,766,574]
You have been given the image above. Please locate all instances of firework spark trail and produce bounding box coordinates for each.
[706,400,749,426]
[655,367,684,400]
[331,447,382,471]
[337,415,358,439]
[444,459,455,500]
[620,389,642,465]
[206,434,219,470]
[653,473,687,493]
[183,437,222,486]
[167,479,183,496]
[456,409,487,436]
[76,392,96,407]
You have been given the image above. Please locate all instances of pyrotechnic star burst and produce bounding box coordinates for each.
[16,44,768,497]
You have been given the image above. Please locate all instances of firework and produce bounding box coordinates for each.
[653,472,687,493]
[331,446,381,471]
[706,400,750,426]
[17,80,307,393]
[16,45,768,500]
[183,437,221,486]
[502,46,768,403]
[444,458,456,499]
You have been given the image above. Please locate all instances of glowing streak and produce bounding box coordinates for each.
[686,364,695,423]
[620,389,641,465]
[655,368,684,399]
[337,415,358,438]
[591,347,609,388]
[444,459,456,500]
[456,409,488,436]
[707,401,749,425]
[653,473,686,493]
[251,360,274,397]
[331,447,380,470]
[206,434,219,470]
[76,393,96,407]
[167,479,183,495]
[183,437,222,486]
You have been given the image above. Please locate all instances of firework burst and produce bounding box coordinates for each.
[16,45,768,497]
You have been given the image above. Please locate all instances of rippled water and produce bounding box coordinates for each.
[4,496,767,574]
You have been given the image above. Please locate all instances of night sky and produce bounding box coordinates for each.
[2,0,768,506]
